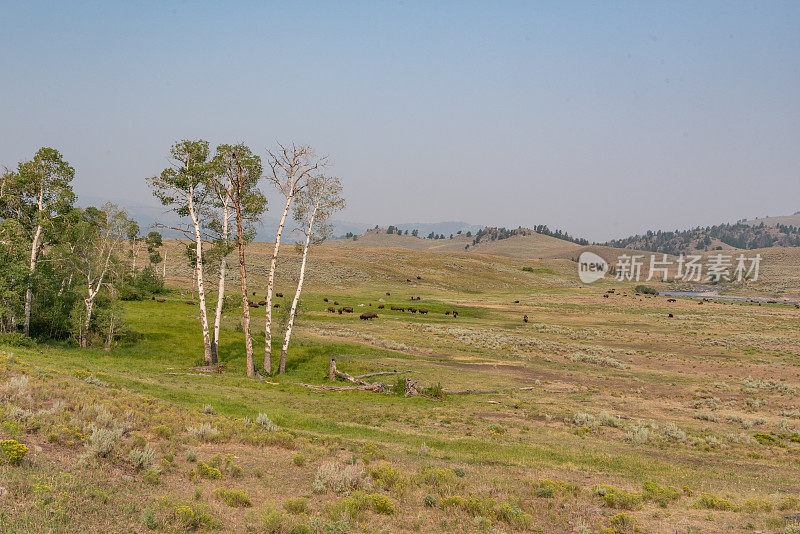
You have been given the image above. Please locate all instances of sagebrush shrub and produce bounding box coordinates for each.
[256,413,278,431]
[186,422,219,442]
[87,426,122,457]
[128,446,155,469]
[313,463,371,493]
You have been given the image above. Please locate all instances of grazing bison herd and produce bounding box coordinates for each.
[154,285,800,325]
[320,293,448,320]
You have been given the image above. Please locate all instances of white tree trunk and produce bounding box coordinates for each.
[210,206,228,364]
[162,251,167,279]
[189,199,213,365]
[81,295,95,348]
[23,222,42,338]
[235,212,254,376]
[279,213,314,374]
[131,238,138,272]
[264,195,293,373]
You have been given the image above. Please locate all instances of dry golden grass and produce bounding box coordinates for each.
[4,241,800,532]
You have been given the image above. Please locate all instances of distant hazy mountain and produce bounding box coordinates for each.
[77,195,480,243]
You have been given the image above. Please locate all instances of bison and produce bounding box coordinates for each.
[386,292,390,296]
[668,313,674,318]
[156,298,166,303]
[523,315,528,323]
[258,301,266,306]
[377,304,385,309]
[327,307,336,313]
[333,301,339,306]
[276,292,283,298]
[274,303,280,308]
[323,297,329,302]
[419,308,428,314]
[409,307,417,313]
[667,298,676,302]
[360,312,378,320]
[342,307,354,313]
[186,301,195,305]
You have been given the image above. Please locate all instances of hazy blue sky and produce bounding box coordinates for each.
[1,1,798,241]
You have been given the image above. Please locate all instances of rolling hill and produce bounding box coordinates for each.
[330,228,582,258]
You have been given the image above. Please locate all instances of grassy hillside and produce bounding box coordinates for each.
[742,213,800,228]
[330,229,581,258]
[2,245,800,532]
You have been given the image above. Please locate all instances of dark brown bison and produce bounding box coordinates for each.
[276,293,283,298]
[667,298,676,302]
[360,312,378,320]
[419,308,428,314]
[151,296,156,300]
[523,315,528,323]
[157,298,166,303]
[445,310,451,315]
[514,300,519,303]
[274,304,280,308]
[186,301,195,305]
[323,297,329,302]
[327,307,336,312]
[409,307,417,313]
[668,313,674,318]
[258,301,266,306]
[452,311,459,317]
[603,294,609,298]
[338,308,343,314]
[342,307,354,313]
[416,276,421,280]
[377,304,385,309]
[386,292,390,296]
[333,301,339,306]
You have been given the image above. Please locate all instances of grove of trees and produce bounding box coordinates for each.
[1,148,163,346]
[0,141,345,379]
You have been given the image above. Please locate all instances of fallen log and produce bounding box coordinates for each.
[334,370,389,392]
[189,364,225,374]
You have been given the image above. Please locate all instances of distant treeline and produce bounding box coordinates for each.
[605,222,800,255]
[469,226,590,247]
